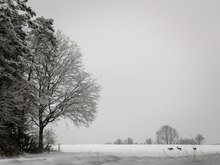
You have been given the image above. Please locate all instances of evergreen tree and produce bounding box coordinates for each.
[0,0,35,156]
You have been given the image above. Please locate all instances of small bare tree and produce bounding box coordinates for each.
[195,134,204,145]
[114,139,123,145]
[156,125,179,144]
[124,137,134,144]
[43,128,56,152]
[177,137,196,144]
[145,138,153,144]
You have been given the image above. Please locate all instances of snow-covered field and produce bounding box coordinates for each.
[55,144,220,157]
[1,144,220,165]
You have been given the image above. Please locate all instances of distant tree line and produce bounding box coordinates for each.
[0,0,100,156]
[114,137,134,145]
[112,125,205,145]
[156,125,204,145]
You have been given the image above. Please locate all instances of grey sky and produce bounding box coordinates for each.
[27,0,220,144]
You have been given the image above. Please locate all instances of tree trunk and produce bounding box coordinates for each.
[38,103,44,153]
[38,126,44,153]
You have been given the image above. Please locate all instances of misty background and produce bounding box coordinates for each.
[27,0,220,144]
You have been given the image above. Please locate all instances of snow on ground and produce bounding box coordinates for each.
[1,145,220,165]
[54,144,220,157]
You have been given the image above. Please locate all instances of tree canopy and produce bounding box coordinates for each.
[156,125,179,144]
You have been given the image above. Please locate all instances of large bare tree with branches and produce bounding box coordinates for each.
[156,125,179,144]
[28,18,100,152]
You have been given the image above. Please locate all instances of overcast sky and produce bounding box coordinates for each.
[27,0,220,144]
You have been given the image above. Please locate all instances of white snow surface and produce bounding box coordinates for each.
[1,145,220,165]
[54,144,220,157]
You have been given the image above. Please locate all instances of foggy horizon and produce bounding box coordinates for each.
[27,0,220,145]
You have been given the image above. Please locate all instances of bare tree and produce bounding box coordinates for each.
[195,134,205,145]
[177,137,196,144]
[127,137,134,144]
[156,125,179,144]
[124,137,134,144]
[28,19,101,152]
[43,128,56,152]
[114,139,123,145]
[145,138,153,144]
